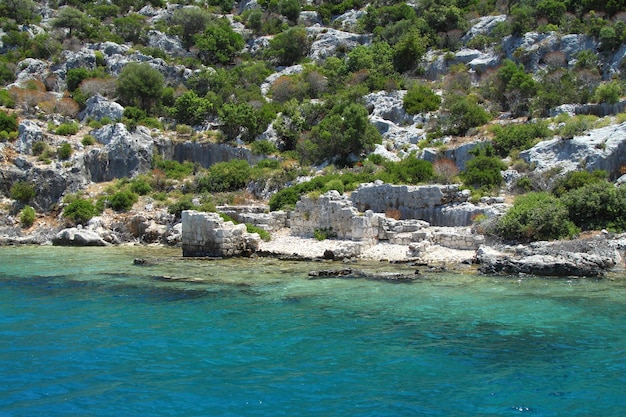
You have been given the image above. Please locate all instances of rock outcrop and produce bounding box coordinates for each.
[79,94,124,122]
[181,210,261,257]
[519,121,626,178]
[17,120,44,154]
[84,123,153,181]
[306,27,371,62]
[476,235,620,276]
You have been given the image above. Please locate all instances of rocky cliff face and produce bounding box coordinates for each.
[84,124,154,182]
[169,142,262,168]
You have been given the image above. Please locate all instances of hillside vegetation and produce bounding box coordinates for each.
[1,0,626,242]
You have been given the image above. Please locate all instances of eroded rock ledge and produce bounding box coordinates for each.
[476,234,624,277]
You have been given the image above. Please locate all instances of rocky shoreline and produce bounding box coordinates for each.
[2,210,625,278]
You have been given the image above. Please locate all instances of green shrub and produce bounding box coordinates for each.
[491,122,551,157]
[130,177,153,195]
[153,157,195,180]
[196,159,251,192]
[246,223,271,241]
[195,18,245,65]
[57,142,72,160]
[10,181,35,203]
[313,227,336,241]
[55,122,79,136]
[66,68,91,91]
[557,115,597,139]
[20,205,36,228]
[382,155,434,184]
[250,140,278,155]
[63,198,96,224]
[443,93,490,135]
[123,106,147,121]
[81,135,96,146]
[108,190,138,211]
[265,26,310,66]
[168,195,196,218]
[116,62,164,112]
[494,192,578,241]
[255,158,280,169]
[403,84,441,114]
[269,187,301,211]
[560,181,626,231]
[0,111,18,133]
[551,170,607,197]
[0,90,15,108]
[32,141,47,156]
[461,154,507,191]
[593,80,622,104]
[301,102,381,165]
[323,179,345,194]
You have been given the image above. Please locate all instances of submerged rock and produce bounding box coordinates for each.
[308,268,420,282]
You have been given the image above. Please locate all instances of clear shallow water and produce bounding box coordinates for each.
[1,246,625,416]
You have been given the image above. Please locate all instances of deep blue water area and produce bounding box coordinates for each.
[1,246,625,416]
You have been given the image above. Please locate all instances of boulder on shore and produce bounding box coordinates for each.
[53,227,109,246]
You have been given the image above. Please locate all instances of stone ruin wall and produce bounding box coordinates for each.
[349,182,490,227]
[181,210,260,257]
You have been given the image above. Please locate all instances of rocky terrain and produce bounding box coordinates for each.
[2,0,626,276]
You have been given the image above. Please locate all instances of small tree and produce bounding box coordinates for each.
[171,6,212,48]
[1,0,38,24]
[279,0,301,21]
[116,63,164,112]
[392,30,426,74]
[195,19,245,65]
[113,13,147,44]
[302,102,381,165]
[51,7,90,38]
[266,26,310,66]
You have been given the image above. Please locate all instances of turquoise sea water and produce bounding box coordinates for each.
[1,246,625,416]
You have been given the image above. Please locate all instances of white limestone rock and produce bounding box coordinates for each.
[519,122,626,175]
[79,94,124,122]
[17,120,44,155]
[461,15,507,43]
[84,124,153,182]
[147,30,187,57]
[306,26,371,61]
[53,227,109,246]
